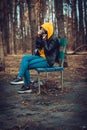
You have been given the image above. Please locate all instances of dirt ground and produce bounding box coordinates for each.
[0,54,87,130]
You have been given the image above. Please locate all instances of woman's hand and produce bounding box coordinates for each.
[37,29,47,39]
[37,30,43,37]
[42,34,47,40]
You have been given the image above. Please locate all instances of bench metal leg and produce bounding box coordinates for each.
[46,72,48,78]
[37,72,41,94]
[61,70,63,91]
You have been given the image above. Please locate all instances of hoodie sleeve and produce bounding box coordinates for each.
[42,37,57,54]
[35,37,43,50]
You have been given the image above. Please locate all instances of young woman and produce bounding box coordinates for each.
[10,22,59,94]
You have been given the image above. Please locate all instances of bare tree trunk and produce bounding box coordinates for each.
[27,0,38,54]
[13,0,17,54]
[19,1,28,53]
[9,0,15,54]
[78,0,84,45]
[84,0,87,44]
[54,0,68,67]
[73,0,79,49]
[0,32,5,71]
[1,0,11,55]
[71,0,77,50]
[0,0,6,71]
[39,0,46,25]
[54,0,65,38]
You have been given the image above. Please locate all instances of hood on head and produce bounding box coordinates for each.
[41,22,54,39]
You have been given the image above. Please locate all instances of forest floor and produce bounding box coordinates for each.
[0,54,87,130]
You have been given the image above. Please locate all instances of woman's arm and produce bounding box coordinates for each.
[35,37,43,49]
[42,37,58,53]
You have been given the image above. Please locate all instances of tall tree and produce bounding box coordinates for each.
[78,0,84,45]
[54,0,68,67]
[13,0,17,54]
[54,0,65,38]
[0,32,5,71]
[73,0,79,48]
[26,0,38,54]
[39,0,46,25]
[84,0,87,44]
[1,0,10,55]
[71,0,78,49]
[9,0,15,54]
[20,0,25,53]
[0,0,5,70]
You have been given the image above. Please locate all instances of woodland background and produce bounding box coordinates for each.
[0,1,87,129]
[0,0,87,70]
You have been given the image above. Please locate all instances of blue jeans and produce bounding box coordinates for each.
[18,55,49,86]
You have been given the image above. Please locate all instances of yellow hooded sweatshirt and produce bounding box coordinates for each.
[39,22,54,58]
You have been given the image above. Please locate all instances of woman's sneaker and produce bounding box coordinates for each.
[18,85,32,94]
[10,77,24,85]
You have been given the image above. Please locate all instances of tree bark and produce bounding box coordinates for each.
[54,0,68,67]
[78,0,84,45]
[54,0,65,38]
[27,0,38,54]
[0,32,5,71]
[84,0,87,44]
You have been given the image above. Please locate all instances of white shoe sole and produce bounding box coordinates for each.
[10,81,24,85]
[18,89,32,94]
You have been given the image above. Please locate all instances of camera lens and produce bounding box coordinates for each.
[41,30,47,35]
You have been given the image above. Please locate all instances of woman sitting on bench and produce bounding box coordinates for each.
[10,22,60,94]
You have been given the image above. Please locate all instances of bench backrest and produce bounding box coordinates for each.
[59,38,67,67]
